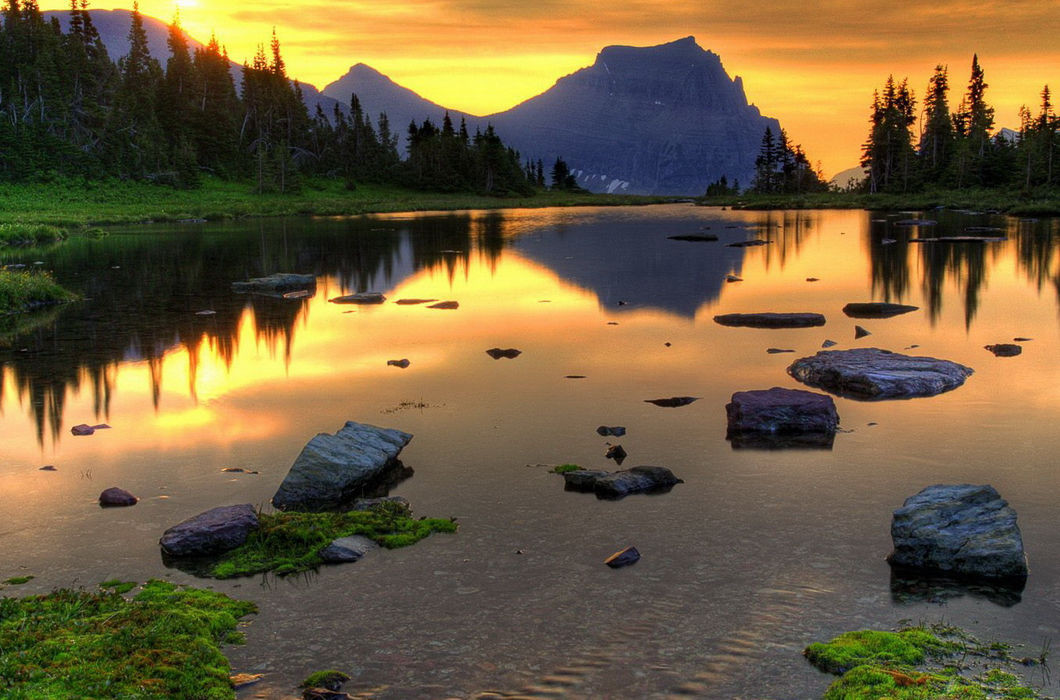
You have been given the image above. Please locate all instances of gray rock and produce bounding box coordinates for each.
[350,496,411,512]
[594,466,683,499]
[822,339,838,348]
[843,302,919,318]
[99,486,138,507]
[725,387,838,438]
[596,426,627,437]
[329,292,386,304]
[486,348,522,359]
[854,325,871,339]
[644,396,698,407]
[787,348,973,399]
[387,358,411,368]
[232,273,315,294]
[319,535,378,563]
[272,422,413,511]
[985,344,1022,357]
[888,484,1028,579]
[714,312,826,328]
[605,546,640,568]
[160,504,259,557]
[562,469,611,491]
[604,444,627,463]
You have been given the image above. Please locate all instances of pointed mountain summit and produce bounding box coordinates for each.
[489,36,779,194]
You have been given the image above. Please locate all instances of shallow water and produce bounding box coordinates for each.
[2,204,1059,698]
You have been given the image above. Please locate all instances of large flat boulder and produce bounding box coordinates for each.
[272,422,413,511]
[888,484,1028,579]
[160,504,259,557]
[842,302,919,318]
[726,387,838,437]
[713,312,826,328]
[787,348,973,399]
[562,465,682,499]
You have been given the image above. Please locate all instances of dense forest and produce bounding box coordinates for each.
[860,56,1057,194]
[0,1,541,195]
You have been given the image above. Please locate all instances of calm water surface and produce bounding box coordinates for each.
[2,205,1059,698]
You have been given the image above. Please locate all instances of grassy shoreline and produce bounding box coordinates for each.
[699,188,1060,216]
[0,177,679,228]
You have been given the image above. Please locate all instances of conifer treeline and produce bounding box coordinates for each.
[0,1,536,194]
[861,56,1058,193]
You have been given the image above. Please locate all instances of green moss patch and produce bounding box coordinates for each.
[805,625,1051,699]
[99,579,138,595]
[2,576,34,585]
[209,502,458,579]
[0,270,77,315]
[301,669,350,689]
[552,464,582,474]
[0,579,256,699]
[0,223,66,247]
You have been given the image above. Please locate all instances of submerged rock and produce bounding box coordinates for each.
[842,302,919,319]
[604,444,627,463]
[394,298,437,305]
[319,535,378,563]
[644,396,699,408]
[888,484,1028,579]
[725,387,839,438]
[387,358,411,368]
[787,348,973,399]
[272,422,413,511]
[562,465,682,499]
[486,348,522,359]
[726,239,769,247]
[232,273,315,294]
[596,426,627,437]
[99,486,138,507]
[71,423,110,436]
[329,292,385,304]
[605,546,640,568]
[668,234,718,242]
[428,301,459,309]
[985,344,1022,357]
[714,312,826,328]
[160,504,259,557]
[854,325,871,339]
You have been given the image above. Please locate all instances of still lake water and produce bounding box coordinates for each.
[2,204,1059,698]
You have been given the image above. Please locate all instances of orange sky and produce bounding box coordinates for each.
[43,1,1060,177]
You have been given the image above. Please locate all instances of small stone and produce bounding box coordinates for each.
[854,325,871,339]
[766,348,794,354]
[604,444,627,462]
[806,277,820,282]
[644,396,698,407]
[725,274,743,283]
[99,487,138,507]
[319,535,378,563]
[195,310,216,316]
[486,348,521,359]
[1013,337,1033,342]
[596,426,626,437]
[714,312,826,329]
[985,344,1021,357]
[39,465,57,471]
[230,673,263,689]
[428,300,459,309]
[605,546,640,568]
[329,292,385,304]
[387,358,411,368]
[843,302,919,319]
[394,298,437,305]
[822,339,838,348]
[71,424,96,436]
[565,375,586,379]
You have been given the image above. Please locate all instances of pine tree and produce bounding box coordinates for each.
[919,65,954,184]
[952,55,995,187]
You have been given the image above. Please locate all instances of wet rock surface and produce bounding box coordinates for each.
[596,426,626,437]
[644,396,698,407]
[99,486,138,507]
[329,292,386,304]
[160,504,259,557]
[232,273,315,294]
[486,348,522,359]
[319,535,378,563]
[985,344,1022,357]
[668,234,718,242]
[714,312,826,328]
[605,546,640,568]
[272,422,413,511]
[725,387,839,438]
[562,465,682,499]
[787,348,973,399]
[888,484,1028,580]
[842,302,919,318]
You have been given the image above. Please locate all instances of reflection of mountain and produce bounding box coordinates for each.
[511,215,760,317]
[0,215,501,445]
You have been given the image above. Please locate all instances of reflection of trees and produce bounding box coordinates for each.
[867,214,1060,328]
[752,211,820,270]
[0,214,494,444]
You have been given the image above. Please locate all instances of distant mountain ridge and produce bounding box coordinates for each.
[59,11,779,195]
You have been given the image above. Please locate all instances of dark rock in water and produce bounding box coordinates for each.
[428,300,459,309]
[319,535,378,563]
[272,422,413,511]
[805,277,819,282]
[714,312,826,328]
[1013,337,1033,342]
[766,348,794,354]
[668,234,718,242]
[604,444,627,463]
[349,495,411,512]
[99,486,138,507]
[394,298,437,305]
[562,469,611,491]
[985,344,1022,357]
[881,238,897,245]
[787,348,973,399]
[854,325,871,339]
[221,467,259,474]
[597,426,627,437]
[486,347,522,359]
[38,465,57,471]
[726,239,769,248]
[565,375,587,379]
[725,274,742,283]
[387,358,411,368]
[562,466,682,498]
[725,387,838,439]
[842,302,919,319]
[232,273,315,294]
[605,546,640,568]
[821,339,837,348]
[160,504,259,557]
[888,484,1028,579]
[889,568,1025,608]
[728,431,835,450]
[644,396,698,407]
[329,292,386,304]
[71,423,110,436]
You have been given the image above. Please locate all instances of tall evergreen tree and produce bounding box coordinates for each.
[952,54,995,187]
[919,65,954,184]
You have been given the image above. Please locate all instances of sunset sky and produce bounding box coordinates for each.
[44,1,1059,176]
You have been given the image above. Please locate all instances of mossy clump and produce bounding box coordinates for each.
[208,502,458,579]
[0,223,66,247]
[553,464,582,474]
[0,579,256,699]
[99,579,138,595]
[806,625,1050,700]
[805,629,954,674]
[300,669,350,689]
[2,576,34,585]
[0,270,77,314]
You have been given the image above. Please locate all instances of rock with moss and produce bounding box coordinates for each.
[888,484,1028,579]
[301,670,350,690]
[159,503,260,557]
[272,422,413,511]
[231,272,315,295]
